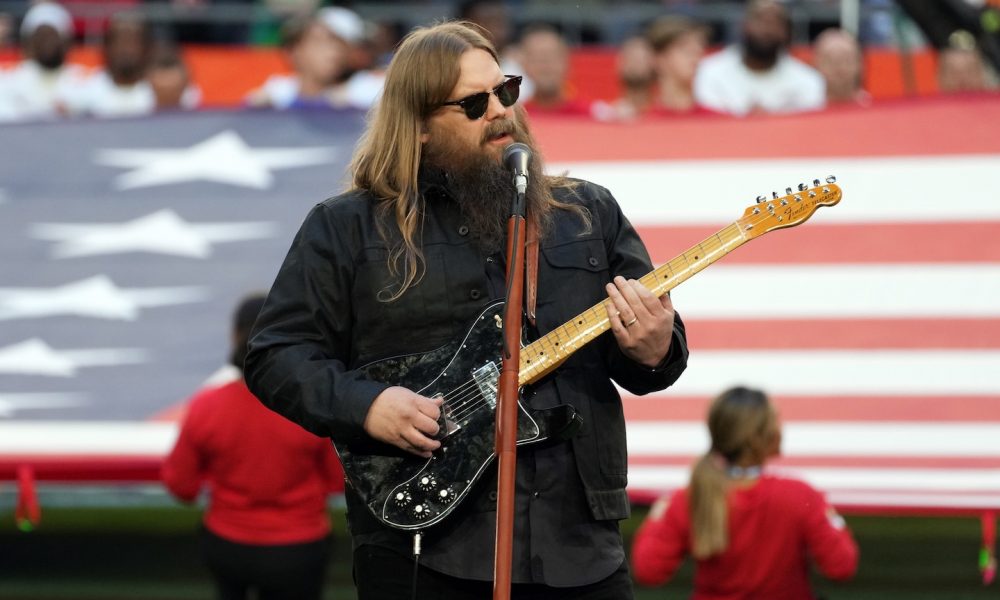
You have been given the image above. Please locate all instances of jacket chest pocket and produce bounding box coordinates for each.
[538,238,609,318]
[352,247,452,360]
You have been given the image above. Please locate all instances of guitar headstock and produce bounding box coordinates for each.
[737,177,842,240]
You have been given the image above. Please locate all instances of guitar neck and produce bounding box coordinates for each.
[519,221,748,385]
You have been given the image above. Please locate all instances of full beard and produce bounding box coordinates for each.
[423,115,549,255]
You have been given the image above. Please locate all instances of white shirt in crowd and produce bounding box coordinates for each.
[66,70,200,118]
[247,71,384,110]
[69,70,156,118]
[0,60,90,122]
[693,45,825,116]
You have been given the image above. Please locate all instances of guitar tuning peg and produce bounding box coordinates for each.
[826,175,837,183]
[812,179,821,187]
[798,183,808,191]
[756,195,766,204]
[772,191,779,199]
[785,187,793,195]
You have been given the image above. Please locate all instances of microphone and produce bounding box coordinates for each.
[502,142,531,196]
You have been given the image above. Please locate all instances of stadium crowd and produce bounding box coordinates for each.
[0,0,996,123]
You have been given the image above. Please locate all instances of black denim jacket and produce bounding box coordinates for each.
[245,175,688,585]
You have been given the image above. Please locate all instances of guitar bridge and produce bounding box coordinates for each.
[472,362,500,409]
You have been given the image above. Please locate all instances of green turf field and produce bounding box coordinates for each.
[0,507,995,599]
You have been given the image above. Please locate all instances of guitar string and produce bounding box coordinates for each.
[443,223,750,423]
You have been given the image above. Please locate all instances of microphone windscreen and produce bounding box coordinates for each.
[503,142,531,173]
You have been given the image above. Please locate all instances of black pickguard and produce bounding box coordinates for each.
[335,301,578,530]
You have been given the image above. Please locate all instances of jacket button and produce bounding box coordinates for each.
[469,289,482,300]
[488,490,498,501]
[458,225,470,236]
[588,257,599,267]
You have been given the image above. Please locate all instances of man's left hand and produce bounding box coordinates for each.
[604,276,674,368]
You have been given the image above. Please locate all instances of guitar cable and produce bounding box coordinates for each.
[410,531,423,600]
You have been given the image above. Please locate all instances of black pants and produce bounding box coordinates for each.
[353,544,634,600]
[201,527,331,600]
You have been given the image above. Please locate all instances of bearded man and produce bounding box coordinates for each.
[245,21,688,599]
[693,0,825,115]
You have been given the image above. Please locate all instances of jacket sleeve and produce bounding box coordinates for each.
[631,492,690,586]
[801,485,859,581]
[161,398,206,503]
[594,184,689,394]
[244,203,390,441]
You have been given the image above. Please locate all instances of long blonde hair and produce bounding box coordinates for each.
[349,21,587,301]
[689,387,778,559]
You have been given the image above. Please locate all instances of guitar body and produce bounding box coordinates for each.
[335,301,577,530]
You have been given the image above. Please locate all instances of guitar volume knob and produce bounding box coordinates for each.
[394,490,412,506]
[438,486,456,504]
[416,475,437,491]
[413,504,430,520]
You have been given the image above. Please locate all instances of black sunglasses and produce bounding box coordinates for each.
[439,75,522,120]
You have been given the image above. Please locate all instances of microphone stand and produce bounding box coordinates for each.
[493,181,526,600]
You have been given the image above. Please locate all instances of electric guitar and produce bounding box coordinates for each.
[336,178,843,530]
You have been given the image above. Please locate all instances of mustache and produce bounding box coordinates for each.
[481,119,517,144]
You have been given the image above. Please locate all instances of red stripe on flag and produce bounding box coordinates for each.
[534,95,1000,161]
[684,318,1000,349]
[639,222,1000,265]
[624,395,1000,422]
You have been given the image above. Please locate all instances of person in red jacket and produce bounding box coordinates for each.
[162,293,345,600]
[631,386,858,600]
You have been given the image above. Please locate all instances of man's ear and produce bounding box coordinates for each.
[419,121,430,144]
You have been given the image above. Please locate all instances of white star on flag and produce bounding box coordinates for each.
[30,209,278,259]
[94,130,337,190]
[0,393,87,418]
[0,338,149,377]
[0,275,208,321]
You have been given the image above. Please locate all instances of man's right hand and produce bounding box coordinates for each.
[363,386,443,458]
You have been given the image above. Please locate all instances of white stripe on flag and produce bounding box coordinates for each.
[550,155,1000,224]
[0,422,177,454]
[663,350,1000,395]
[627,422,1000,456]
[627,466,1000,492]
[671,264,1000,318]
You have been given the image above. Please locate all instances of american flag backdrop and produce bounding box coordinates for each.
[2,97,999,515]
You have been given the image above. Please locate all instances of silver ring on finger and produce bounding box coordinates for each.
[625,317,638,328]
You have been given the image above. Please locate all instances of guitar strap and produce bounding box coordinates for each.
[526,210,539,327]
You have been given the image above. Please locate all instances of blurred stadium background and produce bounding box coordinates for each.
[1,1,999,598]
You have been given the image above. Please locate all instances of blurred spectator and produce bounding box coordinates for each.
[163,292,344,600]
[647,16,710,115]
[246,7,381,110]
[518,23,589,115]
[693,0,825,115]
[71,13,155,118]
[0,12,13,49]
[0,1,89,122]
[366,19,404,69]
[148,41,200,111]
[591,34,656,121]
[632,386,858,597]
[814,27,871,106]
[938,44,989,93]
[168,0,254,44]
[458,0,534,100]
